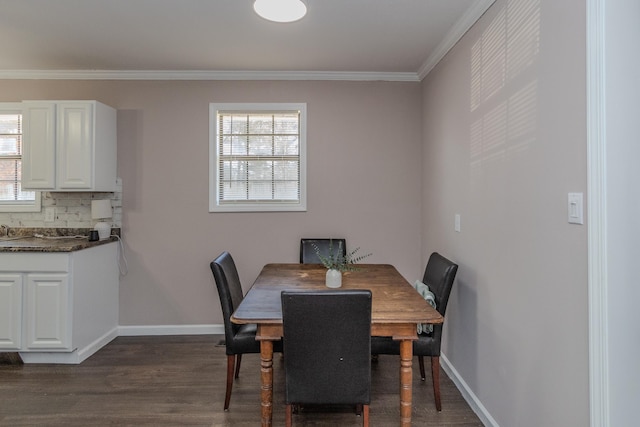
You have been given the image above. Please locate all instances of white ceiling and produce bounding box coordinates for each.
[0,0,494,81]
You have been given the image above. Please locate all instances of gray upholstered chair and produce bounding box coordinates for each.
[299,238,346,264]
[371,252,458,411]
[210,251,281,410]
[281,290,372,427]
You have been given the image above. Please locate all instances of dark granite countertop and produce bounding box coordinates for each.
[0,228,120,253]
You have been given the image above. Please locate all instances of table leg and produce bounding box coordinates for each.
[399,339,413,426]
[260,340,274,427]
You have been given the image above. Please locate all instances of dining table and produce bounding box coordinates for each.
[231,263,444,427]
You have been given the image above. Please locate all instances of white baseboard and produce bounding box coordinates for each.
[20,350,81,364]
[441,352,499,427]
[76,327,119,363]
[19,325,224,364]
[118,324,225,336]
[20,327,119,365]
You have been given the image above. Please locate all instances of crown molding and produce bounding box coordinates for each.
[417,0,496,80]
[0,0,493,83]
[0,69,420,82]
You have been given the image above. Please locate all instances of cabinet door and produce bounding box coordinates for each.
[0,274,22,350]
[22,102,56,189]
[57,102,93,189]
[25,273,71,350]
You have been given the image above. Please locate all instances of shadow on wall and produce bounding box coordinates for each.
[469,0,541,185]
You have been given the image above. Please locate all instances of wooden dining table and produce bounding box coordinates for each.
[231,263,444,427]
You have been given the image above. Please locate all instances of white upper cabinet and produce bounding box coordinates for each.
[22,102,56,189]
[22,101,117,191]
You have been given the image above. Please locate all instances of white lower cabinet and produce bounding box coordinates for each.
[0,273,70,351]
[0,243,118,363]
[0,274,23,349]
[25,273,70,350]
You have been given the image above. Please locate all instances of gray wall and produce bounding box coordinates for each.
[420,0,589,425]
[0,79,423,326]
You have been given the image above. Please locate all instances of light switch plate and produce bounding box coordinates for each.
[454,214,461,232]
[568,193,584,225]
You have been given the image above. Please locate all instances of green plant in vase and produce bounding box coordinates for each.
[313,240,371,288]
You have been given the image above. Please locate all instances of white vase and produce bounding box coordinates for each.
[325,269,342,288]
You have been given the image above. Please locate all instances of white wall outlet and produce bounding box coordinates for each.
[568,193,584,225]
[44,207,56,222]
[455,214,461,232]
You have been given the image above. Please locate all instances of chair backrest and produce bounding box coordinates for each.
[281,290,372,405]
[210,251,245,345]
[422,252,458,339]
[299,238,347,264]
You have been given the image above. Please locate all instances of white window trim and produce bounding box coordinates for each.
[0,196,41,213]
[209,103,307,212]
[0,102,41,213]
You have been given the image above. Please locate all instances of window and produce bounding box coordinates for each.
[0,103,40,212]
[209,103,306,212]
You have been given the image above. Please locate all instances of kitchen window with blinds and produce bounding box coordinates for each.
[0,103,40,212]
[209,103,306,212]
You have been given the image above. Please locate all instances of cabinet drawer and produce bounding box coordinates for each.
[0,253,69,272]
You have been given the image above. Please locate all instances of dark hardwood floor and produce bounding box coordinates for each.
[0,335,483,426]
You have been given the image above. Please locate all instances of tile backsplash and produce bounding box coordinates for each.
[0,182,122,229]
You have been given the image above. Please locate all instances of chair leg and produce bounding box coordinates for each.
[234,354,242,379]
[362,404,369,427]
[356,403,362,415]
[224,355,235,410]
[285,404,293,427]
[431,356,442,411]
[418,355,426,380]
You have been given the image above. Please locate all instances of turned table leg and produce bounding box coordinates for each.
[399,339,413,426]
[260,340,274,427]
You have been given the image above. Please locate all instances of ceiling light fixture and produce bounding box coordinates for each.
[253,0,307,23]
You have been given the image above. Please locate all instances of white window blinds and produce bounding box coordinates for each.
[210,103,307,212]
[0,110,36,204]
